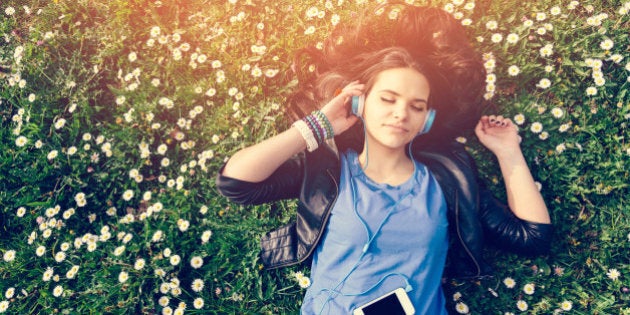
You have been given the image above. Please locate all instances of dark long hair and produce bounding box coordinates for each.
[288,3,486,147]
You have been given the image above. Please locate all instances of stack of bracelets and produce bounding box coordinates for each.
[292,110,334,152]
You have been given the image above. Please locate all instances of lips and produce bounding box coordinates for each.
[383,124,409,132]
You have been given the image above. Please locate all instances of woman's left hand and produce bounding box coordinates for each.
[474,115,522,158]
[475,115,551,224]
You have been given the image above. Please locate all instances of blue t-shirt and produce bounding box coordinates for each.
[301,150,448,315]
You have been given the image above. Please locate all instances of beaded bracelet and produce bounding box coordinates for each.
[292,120,319,152]
[305,115,325,143]
[293,110,335,152]
[313,110,334,140]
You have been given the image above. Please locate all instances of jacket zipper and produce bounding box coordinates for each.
[293,168,340,266]
[454,191,482,277]
[420,151,483,277]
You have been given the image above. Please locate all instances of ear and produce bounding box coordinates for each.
[351,95,365,118]
[418,109,436,135]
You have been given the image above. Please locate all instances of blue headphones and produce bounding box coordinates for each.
[351,95,436,135]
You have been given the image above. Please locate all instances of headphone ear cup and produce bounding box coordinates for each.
[419,109,436,135]
[351,95,365,118]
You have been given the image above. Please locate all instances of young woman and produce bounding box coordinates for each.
[216,4,552,314]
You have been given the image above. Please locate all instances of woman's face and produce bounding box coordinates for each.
[362,67,431,151]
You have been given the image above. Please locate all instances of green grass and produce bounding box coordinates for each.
[1,0,629,314]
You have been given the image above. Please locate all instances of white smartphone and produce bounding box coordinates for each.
[352,288,415,315]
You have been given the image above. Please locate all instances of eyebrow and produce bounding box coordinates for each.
[378,89,428,104]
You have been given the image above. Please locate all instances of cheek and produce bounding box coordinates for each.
[363,99,384,118]
[412,113,429,129]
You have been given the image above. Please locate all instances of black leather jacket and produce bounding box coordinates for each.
[216,141,553,279]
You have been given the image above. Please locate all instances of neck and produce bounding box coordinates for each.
[358,143,414,185]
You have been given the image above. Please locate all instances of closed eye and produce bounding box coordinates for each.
[380,97,395,103]
[411,106,427,112]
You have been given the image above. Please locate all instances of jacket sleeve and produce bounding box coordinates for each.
[215,155,304,205]
[449,142,553,256]
[478,181,553,255]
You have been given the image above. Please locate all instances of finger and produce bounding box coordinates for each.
[487,114,511,127]
[494,115,508,127]
[501,118,514,127]
[491,115,504,126]
[341,81,364,94]
[338,85,365,103]
[474,118,486,135]
[495,117,515,128]
[478,115,491,128]
[487,115,501,127]
[322,86,365,120]
[485,115,499,129]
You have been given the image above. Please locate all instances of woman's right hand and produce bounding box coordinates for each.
[220,81,365,182]
[319,81,364,136]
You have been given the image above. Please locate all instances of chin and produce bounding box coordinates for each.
[379,140,413,151]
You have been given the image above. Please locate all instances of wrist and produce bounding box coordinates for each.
[292,120,318,152]
[291,110,335,152]
[489,142,522,158]
[494,148,527,168]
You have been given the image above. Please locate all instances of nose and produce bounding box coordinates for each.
[392,102,409,120]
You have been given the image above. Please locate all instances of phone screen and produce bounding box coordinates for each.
[362,292,407,315]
